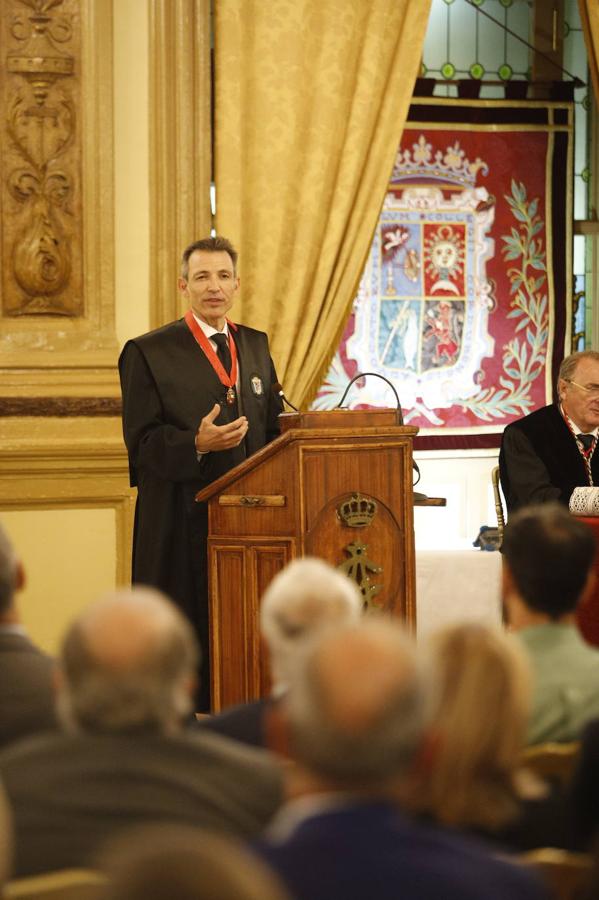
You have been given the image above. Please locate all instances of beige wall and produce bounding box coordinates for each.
[114,0,150,345]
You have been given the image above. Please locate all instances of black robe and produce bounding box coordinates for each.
[499,403,599,514]
[119,318,283,706]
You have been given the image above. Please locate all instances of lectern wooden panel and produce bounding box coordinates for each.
[196,409,418,710]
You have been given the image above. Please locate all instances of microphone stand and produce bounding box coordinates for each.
[335,372,421,486]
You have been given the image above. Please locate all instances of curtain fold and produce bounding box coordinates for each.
[214,0,431,406]
[579,0,599,109]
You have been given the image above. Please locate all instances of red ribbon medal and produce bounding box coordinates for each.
[184,310,238,404]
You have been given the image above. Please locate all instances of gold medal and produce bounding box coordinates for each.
[226,387,236,406]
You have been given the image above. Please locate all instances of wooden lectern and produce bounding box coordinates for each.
[196,408,418,710]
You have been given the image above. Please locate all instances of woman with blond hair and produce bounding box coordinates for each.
[404,622,574,850]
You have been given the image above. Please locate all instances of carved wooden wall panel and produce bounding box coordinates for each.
[0,0,116,400]
[2,0,82,318]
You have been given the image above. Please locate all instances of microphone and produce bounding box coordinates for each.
[335,372,404,425]
[273,382,299,412]
[335,372,421,485]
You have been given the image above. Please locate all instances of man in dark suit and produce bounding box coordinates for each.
[119,236,283,708]
[0,587,282,877]
[254,620,549,900]
[499,350,599,513]
[0,521,56,748]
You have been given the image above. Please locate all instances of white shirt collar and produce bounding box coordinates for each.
[561,405,599,437]
[192,313,229,342]
[0,623,27,636]
[265,792,366,843]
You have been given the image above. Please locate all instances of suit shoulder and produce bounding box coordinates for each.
[233,323,269,342]
[122,319,186,353]
[504,404,560,435]
[119,321,190,372]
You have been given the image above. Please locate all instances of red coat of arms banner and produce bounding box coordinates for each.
[315,99,573,450]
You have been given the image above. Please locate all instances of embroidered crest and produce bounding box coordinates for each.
[340,136,495,425]
[250,375,264,396]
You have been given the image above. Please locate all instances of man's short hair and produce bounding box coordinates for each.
[259,558,362,688]
[502,503,596,618]
[58,587,199,734]
[0,522,18,616]
[558,350,599,383]
[180,236,238,279]
[286,619,429,787]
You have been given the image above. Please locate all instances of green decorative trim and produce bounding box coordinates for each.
[441,62,456,80]
[469,62,485,79]
[498,63,513,81]
[456,180,548,421]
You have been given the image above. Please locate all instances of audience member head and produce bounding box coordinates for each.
[280,618,429,791]
[403,623,533,832]
[260,558,362,691]
[180,235,238,279]
[0,520,24,620]
[57,587,198,735]
[100,825,289,900]
[558,350,599,434]
[501,503,596,625]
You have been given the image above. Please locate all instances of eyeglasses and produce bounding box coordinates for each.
[565,379,599,398]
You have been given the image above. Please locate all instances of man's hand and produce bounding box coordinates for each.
[195,403,248,453]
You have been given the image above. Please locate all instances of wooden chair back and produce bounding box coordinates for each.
[520,848,593,900]
[491,465,505,541]
[3,868,106,900]
[521,741,580,787]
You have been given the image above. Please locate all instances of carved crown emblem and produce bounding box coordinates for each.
[338,493,377,528]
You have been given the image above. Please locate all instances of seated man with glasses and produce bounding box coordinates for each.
[500,350,599,513]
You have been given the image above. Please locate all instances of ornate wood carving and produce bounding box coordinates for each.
[3,0,82,317]
[0,0,117,397]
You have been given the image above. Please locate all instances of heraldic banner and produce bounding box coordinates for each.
[315,98,573,450]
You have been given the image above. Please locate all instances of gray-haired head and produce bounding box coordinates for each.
[558,350,599,384]
[260,557,362,690]
[0,521,19,617]
[285,618,430,789]
[57,587,199,735]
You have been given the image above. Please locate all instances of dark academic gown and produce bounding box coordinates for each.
[499,403,599,514]
[119,318,282,706]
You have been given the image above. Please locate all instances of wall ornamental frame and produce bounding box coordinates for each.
[0,0,117,406]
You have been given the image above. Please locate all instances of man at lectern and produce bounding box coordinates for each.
[499,350,599,514]
[119,236,283,708]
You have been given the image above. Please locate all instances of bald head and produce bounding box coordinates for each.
[286,619,429,788]
[58,588,199,734]
[73,590,190,674]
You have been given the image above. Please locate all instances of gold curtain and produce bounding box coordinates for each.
[214,0,431,406]
[579,0,599,109]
